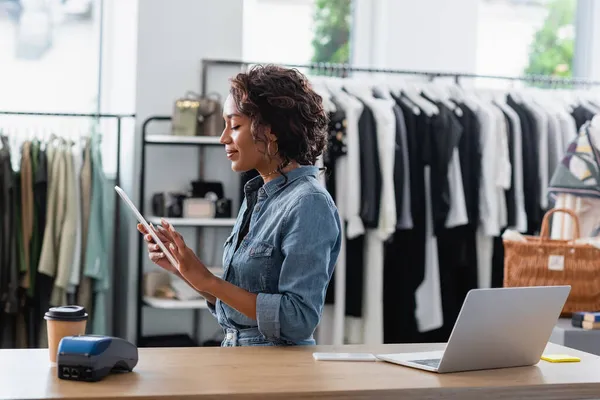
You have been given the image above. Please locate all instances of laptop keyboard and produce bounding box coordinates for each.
[412,358,441,368]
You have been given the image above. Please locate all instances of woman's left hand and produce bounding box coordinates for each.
[159,219,217,293]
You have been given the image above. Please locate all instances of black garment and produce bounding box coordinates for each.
[383,230,419,343]
[322,101,347,305]
[501,109,517,228]
[506,95,541,234]
[433,225,479,341]
[422,100,463,234]
[572,105,596,131]
[323,98,348,205]
[344,233,364,318]
[356,102,381,228]
[391,104,406,228]
[0,137,18,347]
[491,232,506,288]
[31,146,48,348]
[456,102,481,227]
[383,98,427,343]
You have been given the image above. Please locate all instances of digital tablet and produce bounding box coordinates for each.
[114,185,178,268]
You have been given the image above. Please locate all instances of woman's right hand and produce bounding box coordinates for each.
[137,222,217,306]
[137,223,178,274]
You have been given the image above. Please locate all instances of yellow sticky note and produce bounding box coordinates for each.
[541,354,581,363]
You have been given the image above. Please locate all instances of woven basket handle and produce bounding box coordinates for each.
[540,208,581,241]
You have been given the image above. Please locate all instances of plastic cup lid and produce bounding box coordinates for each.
[44,305,88,321]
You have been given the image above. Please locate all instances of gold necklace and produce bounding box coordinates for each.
[261,162,290,179]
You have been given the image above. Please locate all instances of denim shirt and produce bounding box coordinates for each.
[208,165,342,346]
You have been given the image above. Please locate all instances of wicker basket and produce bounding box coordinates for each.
[503,208,600,316]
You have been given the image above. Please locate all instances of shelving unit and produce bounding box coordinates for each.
[136,115,235,347]
[145,135,222,145]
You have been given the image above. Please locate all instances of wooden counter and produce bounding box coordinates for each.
[1,342,600,400]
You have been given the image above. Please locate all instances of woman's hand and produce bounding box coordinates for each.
[137,222,178,274]
[137,220,217,303]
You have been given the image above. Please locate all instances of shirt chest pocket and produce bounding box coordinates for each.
[239,241,275,293]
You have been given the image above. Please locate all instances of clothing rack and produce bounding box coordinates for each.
[0,110,135,338]
[201,58,600,96]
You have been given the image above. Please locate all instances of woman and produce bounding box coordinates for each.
[138,64,342,347]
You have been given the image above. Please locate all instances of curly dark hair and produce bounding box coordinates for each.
[229,64,329,169]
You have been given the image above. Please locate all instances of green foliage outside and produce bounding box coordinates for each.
[524,0,576,78]
[311,0,351,66]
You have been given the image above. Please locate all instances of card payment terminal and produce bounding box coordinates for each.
[57,335,138,382]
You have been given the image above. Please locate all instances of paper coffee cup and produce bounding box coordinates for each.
[44,306,88,363]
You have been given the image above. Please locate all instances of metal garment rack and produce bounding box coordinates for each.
[201,58,600,90]
[0,110,135,337]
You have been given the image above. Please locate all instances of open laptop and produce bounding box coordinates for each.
[376,285,571,373]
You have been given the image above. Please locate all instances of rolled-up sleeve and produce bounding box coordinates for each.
[206,299,217,318]
[256,193,341,342]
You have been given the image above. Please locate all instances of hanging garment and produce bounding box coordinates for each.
[392,103,413,230]
[506,94,541,233]
[456,102,482,227]
[38,139,66,347]
[331,89,364,239]
[77,139,93,319]
[325,89,366,342]
[83,137,114,335]
[572,104,596,131]
[68,142,84,296]
[524,100,549,212]
[343,85,397,345]
[472,98,501,289]
[20,142,33,291]
[384,98,428,338]
[355,101,381,228]
[494,99,527,233]
[322,97,347,205]
[0,136,19,348]
[51,142,77,306]
[20,141,35,349]
[415,100,469,336]
[323,97,348,305]
[29,141,46,348]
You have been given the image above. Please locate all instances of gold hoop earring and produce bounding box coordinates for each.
[267,141,279,158]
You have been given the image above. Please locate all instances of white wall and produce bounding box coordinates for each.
[118,0,245,345]
[242,0,314,64]
[351,0,480,73]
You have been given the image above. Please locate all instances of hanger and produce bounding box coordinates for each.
[401,80,439,116]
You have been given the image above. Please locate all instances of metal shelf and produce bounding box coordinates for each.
[147,216,236,227]
[145,135,222,145]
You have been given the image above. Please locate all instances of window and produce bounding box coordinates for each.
[0,0,122,176]
[0,0,102,113]
[242,0,352,67]
[476,0,577,83]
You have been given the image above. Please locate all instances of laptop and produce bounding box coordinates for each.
[375,285,571,373]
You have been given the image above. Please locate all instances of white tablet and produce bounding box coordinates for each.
[114,185,178,268]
